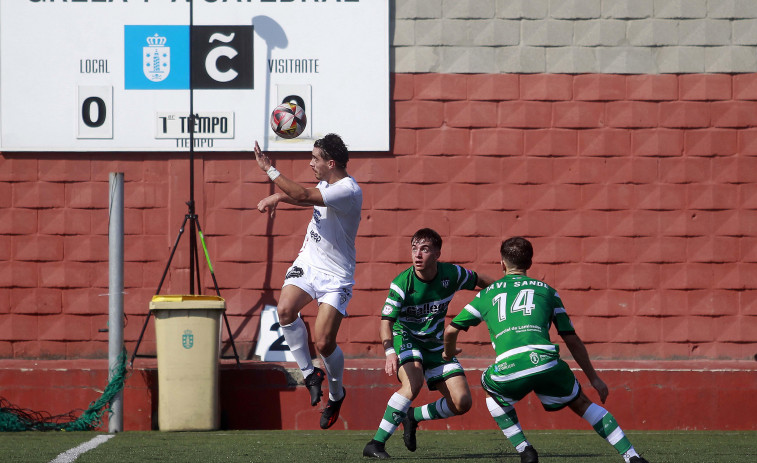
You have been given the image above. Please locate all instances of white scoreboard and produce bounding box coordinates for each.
[0,0,389,152]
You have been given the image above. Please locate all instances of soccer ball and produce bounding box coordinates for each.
[270,102,307,139]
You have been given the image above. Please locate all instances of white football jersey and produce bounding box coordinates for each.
[298,176,362,280]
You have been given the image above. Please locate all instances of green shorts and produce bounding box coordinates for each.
[480,358,581,411]
[394,331,464,390]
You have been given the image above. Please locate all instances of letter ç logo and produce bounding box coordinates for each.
[182,329,194,349]
[191,26,254,89]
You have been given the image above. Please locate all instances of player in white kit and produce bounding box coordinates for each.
[254,134,362,429]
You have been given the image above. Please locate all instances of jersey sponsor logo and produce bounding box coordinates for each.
[495,361,515,372]
[405,300,449,320]
[312,209,322,226]
[529,352,539,364]
[309,230,322,243]
[441,278,449,288]
[285,266,304,279]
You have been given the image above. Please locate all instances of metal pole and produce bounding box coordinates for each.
[188,0,197,294]
[108,172,124,433]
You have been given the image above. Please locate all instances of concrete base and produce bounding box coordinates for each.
[1,359,754,431]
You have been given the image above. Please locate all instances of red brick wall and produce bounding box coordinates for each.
[1,73,756,361]
[2,359,755,431]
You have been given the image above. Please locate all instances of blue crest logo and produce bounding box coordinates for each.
[143,34,171,82]
[125,25,189,89]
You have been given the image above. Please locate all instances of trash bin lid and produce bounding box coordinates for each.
[149,294,226,310]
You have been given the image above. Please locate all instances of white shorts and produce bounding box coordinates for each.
[282,258,354,316]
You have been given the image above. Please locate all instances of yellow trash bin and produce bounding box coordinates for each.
[150,295,225,431]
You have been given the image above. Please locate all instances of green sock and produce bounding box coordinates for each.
[486,397,528,449]
[582,404,632,455]
[373,393,411,443]
[413,398,455,422]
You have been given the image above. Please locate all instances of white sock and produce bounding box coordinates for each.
[623,447,640,463]
[516,441,530,453]
[321,345,345,401]
[279,317,313,378]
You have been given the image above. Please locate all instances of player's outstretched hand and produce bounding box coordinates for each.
[442,348,462,362]
[591,377,609,403]
[385,352,398,376]
[257,194,278,218]
[254,141,272,172]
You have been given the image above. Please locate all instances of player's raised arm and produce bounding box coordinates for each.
[253,140,324,206]
[476,272,496,289]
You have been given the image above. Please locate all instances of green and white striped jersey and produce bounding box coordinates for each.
[451,274,575,377]
[381,262,479,349]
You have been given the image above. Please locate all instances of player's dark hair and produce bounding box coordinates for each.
[500,237,533,270]
[411,228,442,250]
[314,133,349,169]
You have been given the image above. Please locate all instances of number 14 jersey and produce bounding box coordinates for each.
[451,274,575,379]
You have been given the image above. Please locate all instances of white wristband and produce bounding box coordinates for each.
[266,166,280,181]
[385,347,396,357]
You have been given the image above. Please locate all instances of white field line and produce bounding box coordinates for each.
[344,366,753,373]
[49,434,115,463]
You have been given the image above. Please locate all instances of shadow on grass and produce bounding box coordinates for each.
[382,450,609,461]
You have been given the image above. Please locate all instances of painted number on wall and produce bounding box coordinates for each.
[268,322,290,352]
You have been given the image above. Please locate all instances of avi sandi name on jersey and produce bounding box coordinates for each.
[125,25,253,90]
